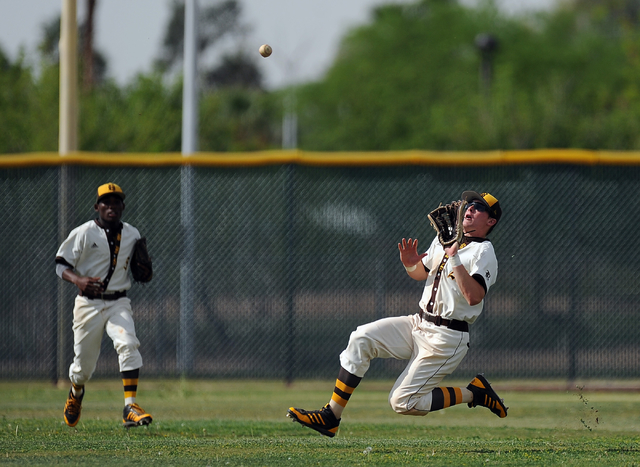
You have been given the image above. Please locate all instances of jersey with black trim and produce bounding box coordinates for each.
[55,220,141,292]
[418,236,498,324]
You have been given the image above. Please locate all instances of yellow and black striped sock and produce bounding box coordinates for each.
[122,369,139,406]
[430,387,463,412]
[331,368,362,410]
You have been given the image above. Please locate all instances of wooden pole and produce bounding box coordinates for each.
[59,0,78,154]
[57,0,78,386]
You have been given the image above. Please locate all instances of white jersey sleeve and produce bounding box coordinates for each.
[55,221,95,270]
[466,241,498,293]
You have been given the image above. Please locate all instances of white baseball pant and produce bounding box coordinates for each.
[68,296,143,386]
[339,313,469,413]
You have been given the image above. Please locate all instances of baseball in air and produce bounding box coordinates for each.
[259,44,272,58]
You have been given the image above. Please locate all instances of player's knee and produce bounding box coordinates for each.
[388,390,411,414]
[389,394,430,415]
[114,336,140,356]
[340,324,383,377]
[70,370,93,385]
[347,327,378,358]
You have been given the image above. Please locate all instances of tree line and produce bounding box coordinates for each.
[2,0,640,154]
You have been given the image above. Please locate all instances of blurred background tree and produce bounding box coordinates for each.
[2,0,640,153]
[0,46,37,153]
[295,0,640,150]
[154,0,262,90]
[38,1,108,87]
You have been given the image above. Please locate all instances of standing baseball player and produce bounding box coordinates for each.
[287,191,506,437]
[55,183,153,428]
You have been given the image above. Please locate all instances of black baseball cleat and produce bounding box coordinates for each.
[123,403,153,428]
[287,403,340,437]
[64,387,84,427]
[467,374,508,418]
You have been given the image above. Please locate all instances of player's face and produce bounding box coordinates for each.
[95,195,124,225]
[463,200,496,237]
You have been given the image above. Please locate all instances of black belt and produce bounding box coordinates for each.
[420,311,469,332]
[81,290,127,301]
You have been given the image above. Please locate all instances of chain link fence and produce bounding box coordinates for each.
[2,161,639,382]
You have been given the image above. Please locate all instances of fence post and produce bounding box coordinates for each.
[56,167,72,386]
[285,164,296,384]
[179,166,195,375]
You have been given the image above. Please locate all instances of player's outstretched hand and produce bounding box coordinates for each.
[398,238,428,269]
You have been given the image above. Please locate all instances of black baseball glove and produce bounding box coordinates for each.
[428,200,468,247]
[130,237,153,283]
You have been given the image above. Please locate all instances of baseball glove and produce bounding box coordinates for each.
[130,237,153,283]
[428,200,468,247]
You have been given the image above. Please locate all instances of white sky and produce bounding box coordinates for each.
[0,0,557,89]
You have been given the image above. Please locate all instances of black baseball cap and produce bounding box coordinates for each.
[461,191,502,223]
[96,182,126,202]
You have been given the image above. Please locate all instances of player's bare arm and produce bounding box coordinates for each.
[444,242,485,306]
[61,268,104,295]
[398,238,428,281]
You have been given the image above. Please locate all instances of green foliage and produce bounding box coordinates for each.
[5,0,640,153]
[199,88,281,151]
[0,59,280,152]
[81,73,280,152]
[0,1,278,154]
[296,0,640,150]
[296,1,489,150]
[80,75,183,152]
[0,55,37,153]
[32,63,61,151]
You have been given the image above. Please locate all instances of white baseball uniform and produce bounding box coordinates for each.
[56,220,143,386]
[339,236,498,414]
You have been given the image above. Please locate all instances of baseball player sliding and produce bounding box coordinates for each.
[55,183,153,428]
[288,191,506,437]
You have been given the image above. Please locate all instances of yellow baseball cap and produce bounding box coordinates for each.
[96,182,125,202]
[461,190,502,222]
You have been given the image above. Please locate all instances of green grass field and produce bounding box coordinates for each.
[2,379,640,466]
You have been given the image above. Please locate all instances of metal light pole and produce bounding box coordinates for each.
[282,92,297,149]
[182,0,199,155]
[474,33,499,97]
[179,0,199,376]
